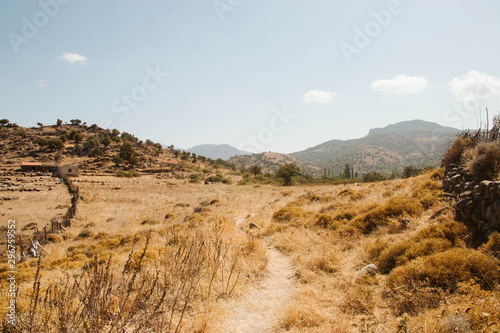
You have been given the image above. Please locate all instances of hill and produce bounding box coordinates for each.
[228,151,319,173]
[187,144,251,160]
[0,121,233,176]
[290,120,458,175]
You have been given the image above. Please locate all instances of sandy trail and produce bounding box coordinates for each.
[220,218,296,333]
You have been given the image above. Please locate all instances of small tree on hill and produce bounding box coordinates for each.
[70,119,82,126]
[37,122,44,128]
[56,119,63,127]
[276,163,301,186]
[0,119,10,127]
[249,165,262,176]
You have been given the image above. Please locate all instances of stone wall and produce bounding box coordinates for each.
[443,164,500,244]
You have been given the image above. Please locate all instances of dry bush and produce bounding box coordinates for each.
[315,214,334,228]
[12,228,242,333]
[340,281,375,315]
[442,137,471,168]
[272,206,309,223]
[338,188,364,201]
[412,174,443,209]
[383,282,443,316]
[352,197,423,234]
[481,231,500,259]
[278,299,326,330]
[468,142,500,181]
[387,248,500,291]
[371,221,467,274]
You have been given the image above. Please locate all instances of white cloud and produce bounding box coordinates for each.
[449,70,500,102]
[58,52,89,66]
[303,90,338,103]
[371,75,428,95]
[37,79,46,88]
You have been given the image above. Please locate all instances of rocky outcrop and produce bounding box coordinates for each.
[444,164,500,244]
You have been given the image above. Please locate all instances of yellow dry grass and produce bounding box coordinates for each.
[2,169,500,332]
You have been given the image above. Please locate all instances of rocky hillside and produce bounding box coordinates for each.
[229,152,319,173]
[0,121,223,175]
[291,120,458,175]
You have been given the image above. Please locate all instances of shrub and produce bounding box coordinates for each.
[387,248,500,291]
[371,221,467,273]
[76,228,94,239]
[188,173,201,183]
[442,137,470,168]
[338,189,364,201]
[363,171,384,183]
[352,197,423,234]
[468,142,500,181]
[90,147,103,157]
[272,206,308,223]
[201,168,212,174]
[315,214,334,228]
[482,232,500,259]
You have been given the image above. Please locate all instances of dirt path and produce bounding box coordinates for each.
[220,218,296,332]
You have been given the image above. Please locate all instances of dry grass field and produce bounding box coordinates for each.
[1,169,499,332]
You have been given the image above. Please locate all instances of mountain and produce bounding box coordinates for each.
[291,120,459,175]
[229,152,319,173]
[187,144,251,160]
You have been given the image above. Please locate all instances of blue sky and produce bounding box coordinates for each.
[1,1,500,154]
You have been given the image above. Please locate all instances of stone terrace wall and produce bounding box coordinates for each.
[444,163,500,244]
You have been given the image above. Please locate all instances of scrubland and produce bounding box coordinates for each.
[1,169,500,332]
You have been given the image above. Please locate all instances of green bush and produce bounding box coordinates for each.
[188,174,201,183]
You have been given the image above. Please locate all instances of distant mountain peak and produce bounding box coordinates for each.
[187,144,251,160]
[368,119,457,136]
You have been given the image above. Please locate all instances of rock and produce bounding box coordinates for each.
[456,198,472,211]
[249,222,260,229]
[481,201,489,220]
[493,215,500,229]
[460,191,473,199]
[355,264,378,281]
[482,222,493,231]
[464,181,475,191]
[493,200,500,214]
[486,205,496,221]
[479,180,493,192]
[451,174,461,185]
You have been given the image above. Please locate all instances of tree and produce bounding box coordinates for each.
[363,171,384,183]
[0,119,10,127]
[119,142,136,162]
[37,122,43,128]
[101,135,111,147]
[403,166,421,178]
[70,119,82,126]
[74,132,84,145]
[344,164,351,179]
[249,165,262,176]
[276,163,301,186]
[56,119,63,127]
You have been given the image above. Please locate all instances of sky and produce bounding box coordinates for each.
[1,0,500,154]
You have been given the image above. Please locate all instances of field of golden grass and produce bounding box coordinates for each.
[1,169,499,332]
